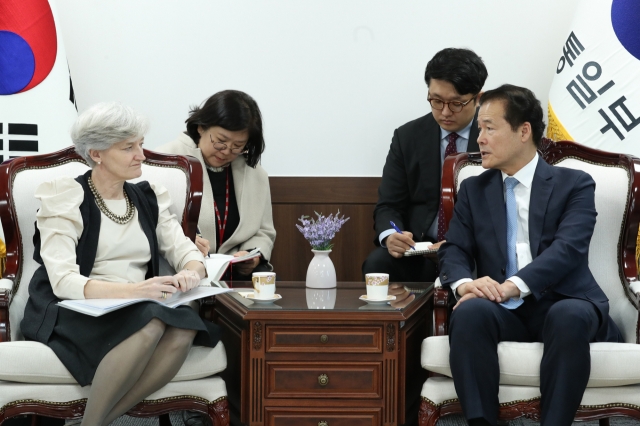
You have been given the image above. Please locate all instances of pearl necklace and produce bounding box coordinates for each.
[88,176,135,225]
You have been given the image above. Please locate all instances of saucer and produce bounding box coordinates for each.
[359,295,396,305]
[244,293,282,304]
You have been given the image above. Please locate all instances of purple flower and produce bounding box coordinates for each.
[296,211,350,250]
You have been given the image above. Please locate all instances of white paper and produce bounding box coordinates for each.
[58,286,232,317]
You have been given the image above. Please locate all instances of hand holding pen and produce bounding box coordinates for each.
[195,227,210,258]
[386,221,416,258]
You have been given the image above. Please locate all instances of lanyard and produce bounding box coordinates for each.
[213,167,230,248]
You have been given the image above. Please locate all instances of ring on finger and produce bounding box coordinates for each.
[162,291,167,299]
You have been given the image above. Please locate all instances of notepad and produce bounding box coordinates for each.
[57,285,232,317]
[205,248,261,281]
[404,242,438,256]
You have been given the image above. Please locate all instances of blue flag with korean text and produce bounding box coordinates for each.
[547,0,640,152]
[0,0,77,161]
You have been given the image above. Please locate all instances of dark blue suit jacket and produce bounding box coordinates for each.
[373,112,479,244]
[438,157,620,342]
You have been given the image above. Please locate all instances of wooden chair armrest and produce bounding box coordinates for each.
[433,283,453,336]
[199,296,217,322]
[0,278,12,343]
[632,281,640,344]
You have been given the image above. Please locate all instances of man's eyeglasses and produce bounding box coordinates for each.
[427,96,476,113]
[210,134,248,155]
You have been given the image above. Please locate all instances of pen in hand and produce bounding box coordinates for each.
[196,227,210,258]
[389,221,416,251]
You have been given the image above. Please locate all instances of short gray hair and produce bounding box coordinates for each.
[71,102,149,167]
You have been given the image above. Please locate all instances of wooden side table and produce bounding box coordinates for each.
[211,282,433,426]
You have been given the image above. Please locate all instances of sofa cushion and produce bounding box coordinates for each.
[0,375,226,410]
[422,335,640,387]
[420,376,640,407]
[0,341,226,384]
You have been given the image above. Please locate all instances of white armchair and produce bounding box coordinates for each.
[419,140,640,425]
[0,147,229,425]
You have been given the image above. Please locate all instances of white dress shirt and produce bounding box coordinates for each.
[380,119,473,246]
[450,153,539,301]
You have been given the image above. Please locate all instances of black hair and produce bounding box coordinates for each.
[185,90,265,168]
[424,48,488,96]
[479,84,546,147]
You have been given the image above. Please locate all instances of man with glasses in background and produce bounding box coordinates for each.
[362,48,488,283]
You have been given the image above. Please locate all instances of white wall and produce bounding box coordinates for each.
[56,0,581,176]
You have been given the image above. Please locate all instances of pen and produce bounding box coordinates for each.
[390,221,416,250]
[196,227,210,258]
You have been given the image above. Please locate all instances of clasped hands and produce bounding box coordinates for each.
[136,269,201,301]
[453,276,521,310]
[385,232,445,258]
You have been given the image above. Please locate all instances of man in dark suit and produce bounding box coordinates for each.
[439,84,623,426]
[362,48,487,282]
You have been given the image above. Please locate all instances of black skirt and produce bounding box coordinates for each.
[47,302,221,386]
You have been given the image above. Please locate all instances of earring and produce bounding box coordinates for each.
[97,161,101,165]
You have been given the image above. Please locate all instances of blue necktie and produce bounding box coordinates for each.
[502,177,524,309]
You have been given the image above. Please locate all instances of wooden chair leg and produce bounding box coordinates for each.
[599,419,610,426]
[159,413,172,426]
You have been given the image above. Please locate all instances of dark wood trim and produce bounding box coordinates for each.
[214,283,432,425]
[0,397,229,426]
[433,287,450,337]
[418,398,640,426]
[269,177,381,281]
[269,177,381,204]
[441,152,472,236]
[0,290,8,343]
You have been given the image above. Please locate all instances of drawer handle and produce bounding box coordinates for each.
[318,374,329,386]
[320,334,329,343]
[318,422,329,426]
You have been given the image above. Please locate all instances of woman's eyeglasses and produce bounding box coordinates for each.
[210,134,248,155]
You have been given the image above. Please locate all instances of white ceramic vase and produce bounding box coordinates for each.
[305,249,337,288]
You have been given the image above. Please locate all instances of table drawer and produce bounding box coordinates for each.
[266,325,382,353]
[266,362,381,398]
[266,407,381,426]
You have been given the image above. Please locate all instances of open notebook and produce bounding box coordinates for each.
[58,285,231,317]
[205,248,261,280]
[404,242,438,256]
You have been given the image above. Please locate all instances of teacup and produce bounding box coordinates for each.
[252,272,276,299]
[365,273,389,300]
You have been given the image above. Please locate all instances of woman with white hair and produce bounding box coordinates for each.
[20,102,219,426]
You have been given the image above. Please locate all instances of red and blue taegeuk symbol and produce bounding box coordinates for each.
[0,0,57,95]
[611,0,640,61]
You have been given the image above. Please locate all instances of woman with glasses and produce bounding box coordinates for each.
[157,90,276,280]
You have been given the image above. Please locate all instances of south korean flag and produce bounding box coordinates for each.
[0,0,78,162]
[547,0,640,155]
